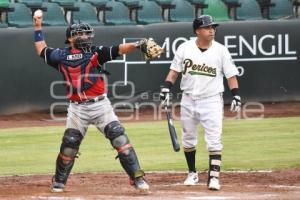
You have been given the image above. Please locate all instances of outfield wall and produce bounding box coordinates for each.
[0,20,299,114]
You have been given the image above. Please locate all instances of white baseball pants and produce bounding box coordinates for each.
[180,93,224,152]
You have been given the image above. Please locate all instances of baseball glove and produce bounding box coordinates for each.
[138,38,164,60]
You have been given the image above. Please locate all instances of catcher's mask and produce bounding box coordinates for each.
[193,15,219,33]
[65,23,95,52]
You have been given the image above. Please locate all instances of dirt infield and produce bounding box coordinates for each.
[0,169,300,200]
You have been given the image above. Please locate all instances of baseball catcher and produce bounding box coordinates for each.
[32,10,163,193]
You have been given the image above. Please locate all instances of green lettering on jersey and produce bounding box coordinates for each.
[183,59,216,77]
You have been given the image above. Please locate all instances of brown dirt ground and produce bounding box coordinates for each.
[0,169,300,200]
[0,102,299,199]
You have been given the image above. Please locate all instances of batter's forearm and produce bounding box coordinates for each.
[227,76,239,90]
[165,70,179,85]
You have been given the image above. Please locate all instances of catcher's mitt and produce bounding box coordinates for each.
[138,38,164,60]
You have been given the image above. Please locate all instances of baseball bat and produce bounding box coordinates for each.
[165,106,180,152]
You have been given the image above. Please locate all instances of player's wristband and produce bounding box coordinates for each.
[231,88,239,96]
[134,41,141,48]
[164,81,173,89]
[135,39,146,48]
[34,30,44,42]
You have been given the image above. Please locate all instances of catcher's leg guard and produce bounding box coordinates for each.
[104,121,144,179]
[54,128,83,184]
[207,152,222,186]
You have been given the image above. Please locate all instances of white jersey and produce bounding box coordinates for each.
[170,39,238,98]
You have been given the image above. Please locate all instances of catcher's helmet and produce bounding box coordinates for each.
[193,15,219,32]
[65,23,95,51]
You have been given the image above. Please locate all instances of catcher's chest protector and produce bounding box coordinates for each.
[58,48,101,93]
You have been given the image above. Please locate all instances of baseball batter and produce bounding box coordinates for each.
[160,15,241,190]
[33,11,150,192]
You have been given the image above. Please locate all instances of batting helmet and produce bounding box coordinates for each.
[193,15,219,32]
[65,23,95,51]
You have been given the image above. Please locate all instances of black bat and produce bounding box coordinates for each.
[165,106,180,152]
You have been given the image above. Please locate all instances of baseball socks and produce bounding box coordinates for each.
[184,148,198,185]
[208,153,222,190]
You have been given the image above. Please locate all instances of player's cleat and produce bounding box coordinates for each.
[51,181,65,193]
[131,177,149,191]
[208,177,221,190]
[184,172,199,185]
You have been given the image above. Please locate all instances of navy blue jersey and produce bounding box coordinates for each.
[42,45,119,70]
[40,45,120,99]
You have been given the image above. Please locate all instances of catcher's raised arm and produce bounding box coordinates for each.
[33,10,47,56]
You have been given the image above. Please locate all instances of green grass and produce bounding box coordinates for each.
[0,117,299,176]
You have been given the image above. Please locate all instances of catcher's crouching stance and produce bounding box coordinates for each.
[55,123,144,191]
[32,10,163,192]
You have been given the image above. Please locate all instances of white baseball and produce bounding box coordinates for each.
[34,9,43,18]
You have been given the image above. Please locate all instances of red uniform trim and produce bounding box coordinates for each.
[69,79,106,101]
[59,153,74,161]
[83,62,95,85]
[84,53,99,85]
[67,65,82,89]
[116,144,133,153]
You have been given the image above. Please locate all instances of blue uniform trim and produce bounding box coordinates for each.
[34,30,44,42]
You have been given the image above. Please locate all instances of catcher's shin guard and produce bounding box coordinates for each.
[118,146,143,179]
[54,128,83,184]
[104,121,144,179]
[208,152,221,186]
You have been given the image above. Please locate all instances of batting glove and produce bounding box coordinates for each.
[160,81,173,102]
[230,88,241,112]
[160,87,170,101]
[230,95,241,112]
